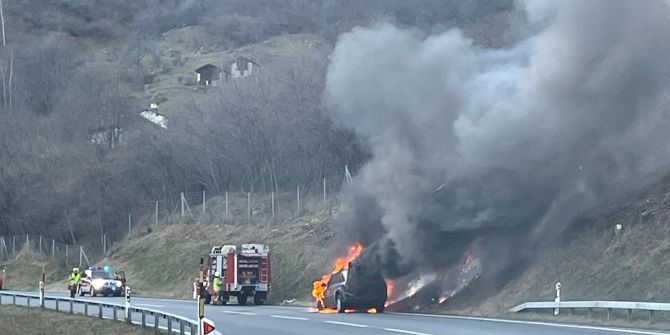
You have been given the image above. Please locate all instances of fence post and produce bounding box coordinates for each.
[180,192,185,218]
[225,191,229,223]
[52,240,55,263]
[155,201,159,226]
[271,192,275,220]
[296,185,300,215]
[202,190,206,216]
[247,192,251,225]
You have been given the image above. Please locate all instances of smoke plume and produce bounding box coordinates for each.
[325,0,670,282]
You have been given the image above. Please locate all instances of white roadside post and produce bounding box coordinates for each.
[39,280,45,307]
[125,286,131,321]
[554,282,561,316]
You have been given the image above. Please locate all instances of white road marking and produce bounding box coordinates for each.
[388,312,670,335]
[324,321,369,328]
[270,315,309,321]
[135,303,164,308]
[222,310,257,316]
[383,328,432,335]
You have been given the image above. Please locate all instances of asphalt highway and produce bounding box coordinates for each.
[2,291,670,335]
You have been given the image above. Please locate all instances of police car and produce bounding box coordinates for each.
[80,265,124,297]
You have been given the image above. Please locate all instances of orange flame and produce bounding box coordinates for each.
[312,243,364,309]
[385,280,395,307]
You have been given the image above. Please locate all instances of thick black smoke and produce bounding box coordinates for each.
[325,0,670,281]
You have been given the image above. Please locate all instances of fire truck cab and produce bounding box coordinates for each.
[206,243,271,306]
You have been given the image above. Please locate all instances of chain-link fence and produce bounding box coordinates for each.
[0,234,97,270]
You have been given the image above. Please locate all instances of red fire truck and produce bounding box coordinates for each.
[203,244,271,306]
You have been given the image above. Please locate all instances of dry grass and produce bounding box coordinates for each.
[105,202,335,303]
[452,180,670,317]
[1,248,66,291]
[0,305,155,335]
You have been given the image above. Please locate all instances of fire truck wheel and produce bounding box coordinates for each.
[238,295,248,306]
[253,297,264,305]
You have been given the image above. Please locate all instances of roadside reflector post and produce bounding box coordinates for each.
[200,317,216,335]
[39,280,45,307]
[125,286,131,322]
[554,282,561,316]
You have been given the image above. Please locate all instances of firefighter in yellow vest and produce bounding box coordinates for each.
[213,272,222,304]
[68,268,81,298]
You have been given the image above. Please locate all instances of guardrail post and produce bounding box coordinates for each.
[55,299,59,311]
[27,297,30,307]
[649,310,655,324]
[167,316,173,333]
[141,310,146,327]
[607,308,611,321]
[154,313,160,333]
[190,323,197,335]
[113,305,118,320]
[627,309,633,322]
[586,308,592,319]
[84,302,88,316]
[99,304,103,319]
[69,300,73,314]
[12,295,16,304]
[179,319,185,335]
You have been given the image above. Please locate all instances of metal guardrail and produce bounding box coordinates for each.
[510,300,670,324]
[0,292,199,334]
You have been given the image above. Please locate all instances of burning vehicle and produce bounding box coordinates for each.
[312,243,388,313]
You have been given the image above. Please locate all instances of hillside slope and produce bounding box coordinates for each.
[105,207,334,303]
[445,177,670,315]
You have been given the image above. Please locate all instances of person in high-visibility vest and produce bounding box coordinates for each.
[69,268,81,298]
[213,272,222,304]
